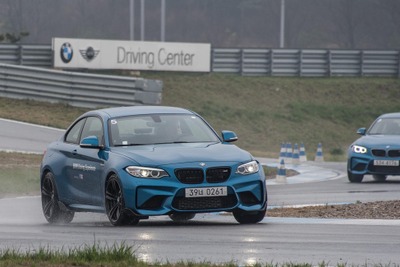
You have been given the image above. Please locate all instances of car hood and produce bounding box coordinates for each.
[111,142,253,166]
[353,135,400,148]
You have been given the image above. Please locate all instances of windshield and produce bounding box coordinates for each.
[109,113,220,146]
[368,118,400,135]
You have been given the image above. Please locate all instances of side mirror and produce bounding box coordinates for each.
[80,136,103,149]
[356,128,366,136]
[221,130,238,143]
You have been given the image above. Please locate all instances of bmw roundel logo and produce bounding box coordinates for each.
[60,42,73,63]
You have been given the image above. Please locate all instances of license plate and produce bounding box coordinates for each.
[373,160,399,166]
[185,187,228,198]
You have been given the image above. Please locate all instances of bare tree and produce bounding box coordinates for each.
[0,0,399,48]
[237,0,279,47]
[377,0,400,48]
[325,0,378,49]
[284,0,316,48]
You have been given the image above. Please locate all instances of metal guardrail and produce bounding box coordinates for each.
[0,44,399,77]
[0,44,52,67]
[0,63,163,108]
[211,48,400,77]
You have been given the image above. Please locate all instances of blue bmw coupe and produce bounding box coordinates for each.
[40,106,267,225]
[348,112,400,183]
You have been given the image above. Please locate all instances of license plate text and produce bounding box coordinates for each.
[373,160,399,166]
[185,187,228,198]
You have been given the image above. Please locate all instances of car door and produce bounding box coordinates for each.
[63,116,105,206]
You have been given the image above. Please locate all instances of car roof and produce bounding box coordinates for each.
[85,106,194,118]
[378,112,400,119]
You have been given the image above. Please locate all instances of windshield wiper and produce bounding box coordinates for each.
[114,143,146,147]
[149,141,189,145]
[151,141,219,145]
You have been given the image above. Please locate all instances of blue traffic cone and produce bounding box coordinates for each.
[315,142,324,162]
[276,159,287,183]
[299,142,307,162]
[279,142,286,162]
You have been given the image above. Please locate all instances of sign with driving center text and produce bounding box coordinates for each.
[52,38,211,72]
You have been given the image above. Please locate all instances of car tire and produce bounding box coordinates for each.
[372,174,387,182]
[169,212,196,222]
[105,174,138,226]
[233,208,266,224]
[41,172,75,224]
[347,171,364,183]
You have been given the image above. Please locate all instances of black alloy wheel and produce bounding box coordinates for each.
[105,174,139,226]
[41,172,74,224]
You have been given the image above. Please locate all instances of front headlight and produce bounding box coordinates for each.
[352,145,367,154]
[236,160,259,175]
[125,166,169,179]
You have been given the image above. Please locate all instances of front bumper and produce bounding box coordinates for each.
[119,165,267,216]
[348,155,400,176]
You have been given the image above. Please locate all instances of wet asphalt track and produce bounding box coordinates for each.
[1,118,400,265]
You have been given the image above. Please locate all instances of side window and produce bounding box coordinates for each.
[80,117,104,143]
[65,119,86,144]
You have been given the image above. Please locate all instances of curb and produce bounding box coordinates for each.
[257,157,346,185]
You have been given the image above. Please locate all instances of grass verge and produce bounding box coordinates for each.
[0,243,142,267]
[0,242,386,267]
[2,74,400,160]
[0,152,42,197]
